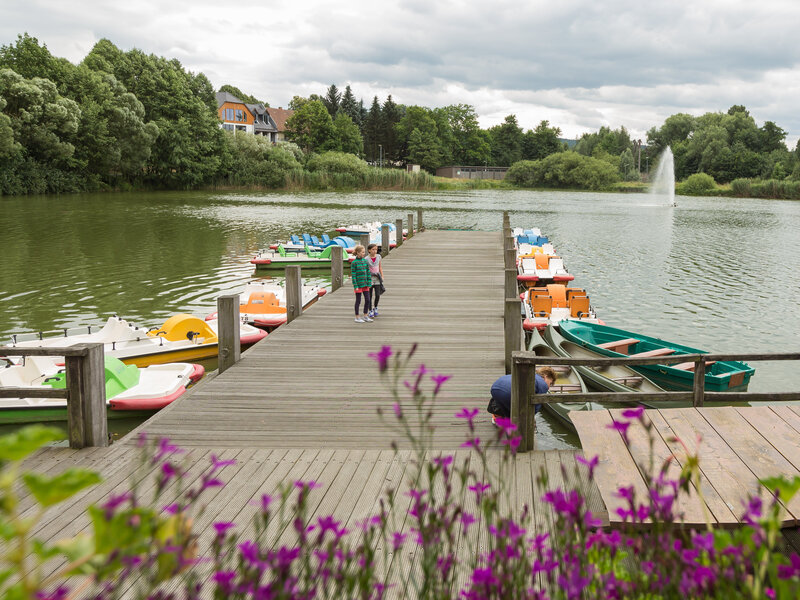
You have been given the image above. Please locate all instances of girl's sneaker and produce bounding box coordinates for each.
[355,316,365,323]
[363,314,374,322]
[372,309,379,317]
[368,309,376,318]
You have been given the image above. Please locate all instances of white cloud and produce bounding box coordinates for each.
[2,0,798,146]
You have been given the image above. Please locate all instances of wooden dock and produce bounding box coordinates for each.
[572,405,800,528]
[14,228,800,596]
[16,230,603,595]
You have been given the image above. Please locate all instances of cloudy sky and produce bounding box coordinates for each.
[2,0,799,146]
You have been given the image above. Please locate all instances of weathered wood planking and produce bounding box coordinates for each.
[572,406,800,528]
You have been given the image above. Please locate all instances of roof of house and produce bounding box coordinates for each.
[265,107,294,132]
[215,91,246,107]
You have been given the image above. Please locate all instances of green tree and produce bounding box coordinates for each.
[618,148,637,181]
[285,99,336,152]
[218,84,265,105]
[396,106,443,166]
[323,84,341,117]
[488,115,523,167]
[339,85,360,127]
[0,97,16,158]
[522,120,563,161]
[506,151,619,189]
[759,121,787,153]
[333,113,363,156]
[363,96,382,162]
[443,104,490,165]
[406,128,442,172]
[381,95,402,162]
[84,40,225,188]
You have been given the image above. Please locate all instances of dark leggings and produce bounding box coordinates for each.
[355,290,371,315]
[371,284,381,309]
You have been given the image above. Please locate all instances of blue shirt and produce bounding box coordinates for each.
[490,374,549,416]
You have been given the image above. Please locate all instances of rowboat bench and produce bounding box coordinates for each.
[672,360,717,371]
[629,348,676,358]
[597,338,640,353]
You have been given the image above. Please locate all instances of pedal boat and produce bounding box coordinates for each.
[335,221,383,236]
[6,315,267,367]
[517,251,573,286]
[251,243,356,270]
[271,234,356,254]
[558,321,755,392]
[522,284,600,331]
[205,280,326,331]
[0,355,203,424]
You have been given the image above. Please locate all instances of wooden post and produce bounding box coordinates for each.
[407,213,414,238]
[331,245,343,292]
[65,343,107,448]
[505,243,516,272]
[504,298,521,374]
[693,359,706,407]
[512,359,533,453]
[217,294,241,375]
[395,219,404,247]
[417,209,424,232]
[505,268,518,301]
[360,233,370,249]
[286,265,302,323]
[502,211,510,232]
[381,224,390,257]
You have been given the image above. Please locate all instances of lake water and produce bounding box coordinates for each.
[2,190,799,448]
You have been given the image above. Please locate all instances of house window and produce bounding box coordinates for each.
[236,125,246,132]
[235,109,245,122]
[224,108,233,121]
[223,123,234,131]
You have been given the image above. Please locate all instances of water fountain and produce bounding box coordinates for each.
[650,146,676,207]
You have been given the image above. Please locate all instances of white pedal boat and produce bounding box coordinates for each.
[522,284,600,331]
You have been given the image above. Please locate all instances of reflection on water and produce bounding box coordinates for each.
[2,190,800,448]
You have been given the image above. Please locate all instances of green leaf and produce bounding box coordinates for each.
[761,475,800,502]
[0,426,64,462]
[22,469,102,507]
[52,534,96,575]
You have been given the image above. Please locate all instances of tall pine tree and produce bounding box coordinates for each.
[363,96,382,163]
[339,85,360,127]
[322,84,341,117]
[381,94,402,163]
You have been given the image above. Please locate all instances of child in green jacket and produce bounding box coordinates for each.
[350,245,373,323]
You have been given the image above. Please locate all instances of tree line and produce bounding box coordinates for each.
[2,34,799,196]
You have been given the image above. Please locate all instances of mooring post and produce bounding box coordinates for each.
[331,245,343,292]
[504,297,522,374]
[502,211,510,233]
[407,213,414,238]
[381,224,390,257]
[66,343,107,448]
[217,294,241,375]
[512,358,533,452]
[286,265,302,323]
[360,233,370,249]
[505,267,518,301]
[417,209,424,232]
[395,219,404,247]
[693,359,706,407]
[504,236,516,271]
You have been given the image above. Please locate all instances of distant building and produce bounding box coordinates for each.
[265,107,294,142]
[215,92,280,141]
[407,164,421,173]
[436,166,508,180]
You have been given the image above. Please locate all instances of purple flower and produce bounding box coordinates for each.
[213,521,235,536]
[212,571,237,594]
[766,588,776,599]
[455,407,480,429]
[163,503,180,515]
[431,373,452,395]
[35,585,69,600]
[576,454,600,479]
[210,454,237,471]
[316,515,343,538]
[494,416,518,436]
[392,402,403,419]
[101,492,131,519]
[469,482,490,498]
[621,406,645,420]
[154,437,184,461]
[460,512,476,531]
[294,480,322,491]
[501,435,522,454]
[432,454,454,468]
[161,461,179,484]
[778,553,800,579]
[367,345,393,373]
[461,437,481,450]
[259,494,273,513]
[607,419,631,442]
[391,532,407,550]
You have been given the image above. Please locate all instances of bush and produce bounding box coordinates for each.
[731,178,800,200]
[506,151,620,190]
[305,151,369,177]
[217,132,302,188]
[677,172,717,195]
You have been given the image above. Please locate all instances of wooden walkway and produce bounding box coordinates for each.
[572,405,800,528]
[16,230,605,596]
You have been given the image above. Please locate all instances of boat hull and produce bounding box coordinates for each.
[558,321,754,393]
